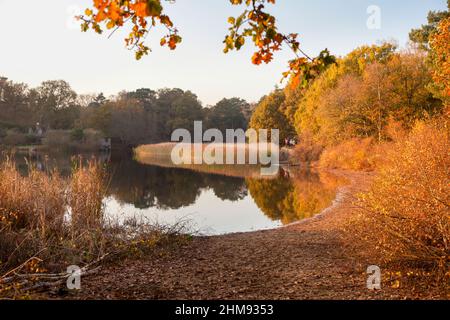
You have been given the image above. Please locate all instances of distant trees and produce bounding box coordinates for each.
[0,79,32,130]
[205,98,249,134]
[0,76,253,147]
[32,80,80,130]
[82,88,250,146]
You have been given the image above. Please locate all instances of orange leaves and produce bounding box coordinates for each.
[251,51,273,65]
[108,0,121,21]
[225,0,285,66]
[282,50,336,90]
[160,34,182,50]
[224,0,325,85]
[80,0,180,60]
[430,17,450,102]
[251,53,263,65]
[130,1,149,18]
[79,0,333,86]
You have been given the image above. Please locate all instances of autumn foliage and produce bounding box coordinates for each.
[80,0,335,83]
[356,119,450,275]
[429,17,450,107]
[80,0,180,59]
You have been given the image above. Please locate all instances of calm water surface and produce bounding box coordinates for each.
[7,151,345,235]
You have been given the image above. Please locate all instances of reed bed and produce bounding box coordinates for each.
[0,157,187,298]
[134,143,280,179]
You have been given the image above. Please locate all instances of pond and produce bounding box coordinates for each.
[5,150,346,235]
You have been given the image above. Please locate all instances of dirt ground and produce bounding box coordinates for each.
[43,170,448,300]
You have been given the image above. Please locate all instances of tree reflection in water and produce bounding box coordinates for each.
[107,157,248,210]
[247,169,347,224]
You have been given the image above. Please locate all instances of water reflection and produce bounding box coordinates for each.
[4,151,346,234]
[108,158,248,210]
[247,170,345,224]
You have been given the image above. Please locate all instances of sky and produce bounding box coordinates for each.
[0,0,447,106]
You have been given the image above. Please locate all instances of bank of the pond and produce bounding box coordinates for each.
[39,170,447,300]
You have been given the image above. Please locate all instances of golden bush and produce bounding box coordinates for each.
[318,138,384,171]
[358,119,449,274]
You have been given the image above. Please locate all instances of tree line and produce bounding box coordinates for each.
[249,2,449,151]
[0,80,253,146]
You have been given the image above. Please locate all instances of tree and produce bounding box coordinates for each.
[295,47,440,145]
[294,43,398,144]
[206,98,248,134]
[384,51,442,124]
[429,17,450,107]
[409,1,450,49]
[89,93,108,108]
[0,79,32,129]
[105,98,147,145]
[167,90,204,134]
[80,0,335,85]
[249,90,293,144]
[32,80,79,129]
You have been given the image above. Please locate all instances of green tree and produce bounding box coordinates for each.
[409,1,450,49]
[206,98,248,134]
[32,80,79,130]
[249,90,293,144]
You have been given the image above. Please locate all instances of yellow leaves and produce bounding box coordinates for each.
[430,17,450,102]
[106,20,115,29]
[251,52,263,65]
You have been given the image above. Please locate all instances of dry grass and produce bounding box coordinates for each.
[135,143,279,179]
[0,157,187,298]
[354,119,450,278]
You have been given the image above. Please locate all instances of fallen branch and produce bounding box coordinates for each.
[0,253,110,294]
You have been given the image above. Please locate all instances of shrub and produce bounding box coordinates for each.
[2,130,28,146]
[70,128,84,142]
[43,129,103,151]
[357,119,449,275]
[318,138,384,170]
[291,132,324,164]
[42,130,71,149]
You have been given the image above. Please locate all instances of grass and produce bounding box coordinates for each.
[135,142,280,179]
[0,157,189,299]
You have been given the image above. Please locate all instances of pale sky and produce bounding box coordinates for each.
[0,0,447,106]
